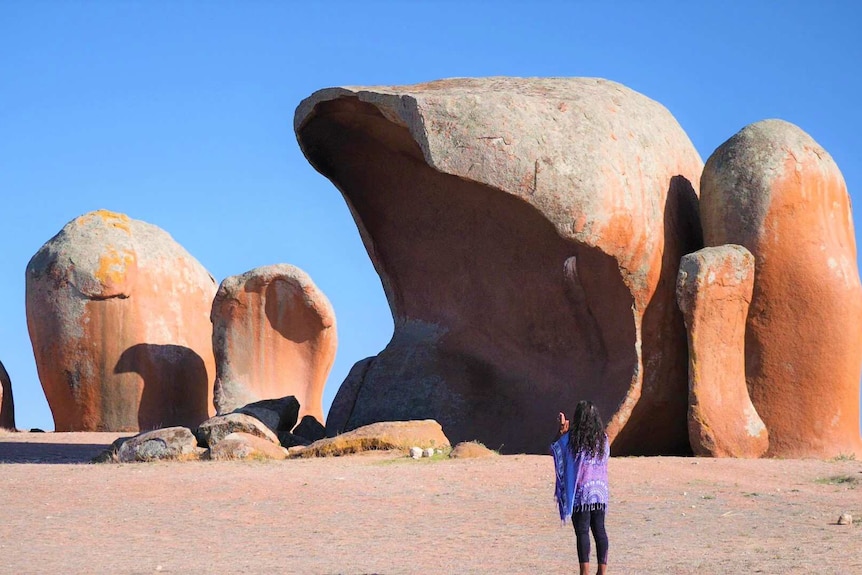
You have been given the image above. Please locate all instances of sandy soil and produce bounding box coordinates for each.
[0,431,860,574]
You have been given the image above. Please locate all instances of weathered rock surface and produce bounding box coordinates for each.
[677,246,768,458]
[26,210,217,432]
[449,441,498,459]
[195,413,279,448]
[209,432,288,461]
[291,420,450,458]
[701,120,862,458]
[296,77,703,454]
[233,396,300,436]
[0,360,15,430]
[211,264,337,422]
[116,426,202,462]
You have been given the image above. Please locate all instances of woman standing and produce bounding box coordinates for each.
[551,400,610,575]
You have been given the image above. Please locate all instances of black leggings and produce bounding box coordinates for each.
[572,507,608,565]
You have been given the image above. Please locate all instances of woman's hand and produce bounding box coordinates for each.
[558,412,570,434]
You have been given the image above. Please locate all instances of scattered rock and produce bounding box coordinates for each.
[195,413,280,448]
[116,427,202,463]
[677,245,769,458]
[0,360,15,430]
[211,264,337,423]
[291,420,450,458]
[26,210,217,432]
[293,415,326,443]
[449,441,498,459]
[423,448,435,458]
[298,77,703,455]
[410,447,423,459]
[209,432,288,461]
[701,120,862,458]
[837,513,853,526]
[233,396,300,436]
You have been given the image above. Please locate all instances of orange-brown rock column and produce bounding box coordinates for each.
[677,245,768,457]
[701,120,862,458]
[211,264,337,424]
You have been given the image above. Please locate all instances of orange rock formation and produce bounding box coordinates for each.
[26,210,217,432]
[677,245,768,457]
[701,120,862,458]
[210,264,336,424]
[296,77,704,454]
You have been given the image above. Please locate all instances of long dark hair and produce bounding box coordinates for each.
[568,400,606,458]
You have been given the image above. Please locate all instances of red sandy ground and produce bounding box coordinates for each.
[0,431,860,574]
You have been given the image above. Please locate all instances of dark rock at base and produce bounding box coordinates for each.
[293,415,326,442]
[233,396,300,435]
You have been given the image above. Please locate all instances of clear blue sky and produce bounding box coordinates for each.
[1,2,860,430]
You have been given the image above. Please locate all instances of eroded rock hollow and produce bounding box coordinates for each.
[26,210,217,432]
[296,78,703,454]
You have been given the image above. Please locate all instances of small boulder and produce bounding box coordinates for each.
[423,448,435,458]
[449,441,498,459]
[837,513,853,526]
[0,360,15,430]
[410,447,423,459]
[293,415,326,443]
[233,396,300,435]
[195,413,280,448]
[209,432,288,461]
[292,420,450,458]
[117,427,201,463]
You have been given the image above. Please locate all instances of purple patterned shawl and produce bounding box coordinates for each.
[551,433,609,522]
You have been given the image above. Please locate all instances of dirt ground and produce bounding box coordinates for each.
[1,431,860,575]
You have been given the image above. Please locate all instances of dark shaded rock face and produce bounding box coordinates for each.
[25,210,217,432]
[296,77,704,454]
[701,119,862,458]
[0,360,15,430]
[233,396,300,435]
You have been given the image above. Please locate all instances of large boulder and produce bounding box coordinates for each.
[296,77,703,454]
[701,120,862,458]
[677,245,768,457]
[0,360,15,430]
[26,210,217,432]
[291,419,450,458]
[211,264,336,424]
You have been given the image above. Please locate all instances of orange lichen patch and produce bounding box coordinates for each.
[75,210,132,233]
[95,247,136,292]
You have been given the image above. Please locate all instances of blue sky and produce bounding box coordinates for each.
[1,1,860,430]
